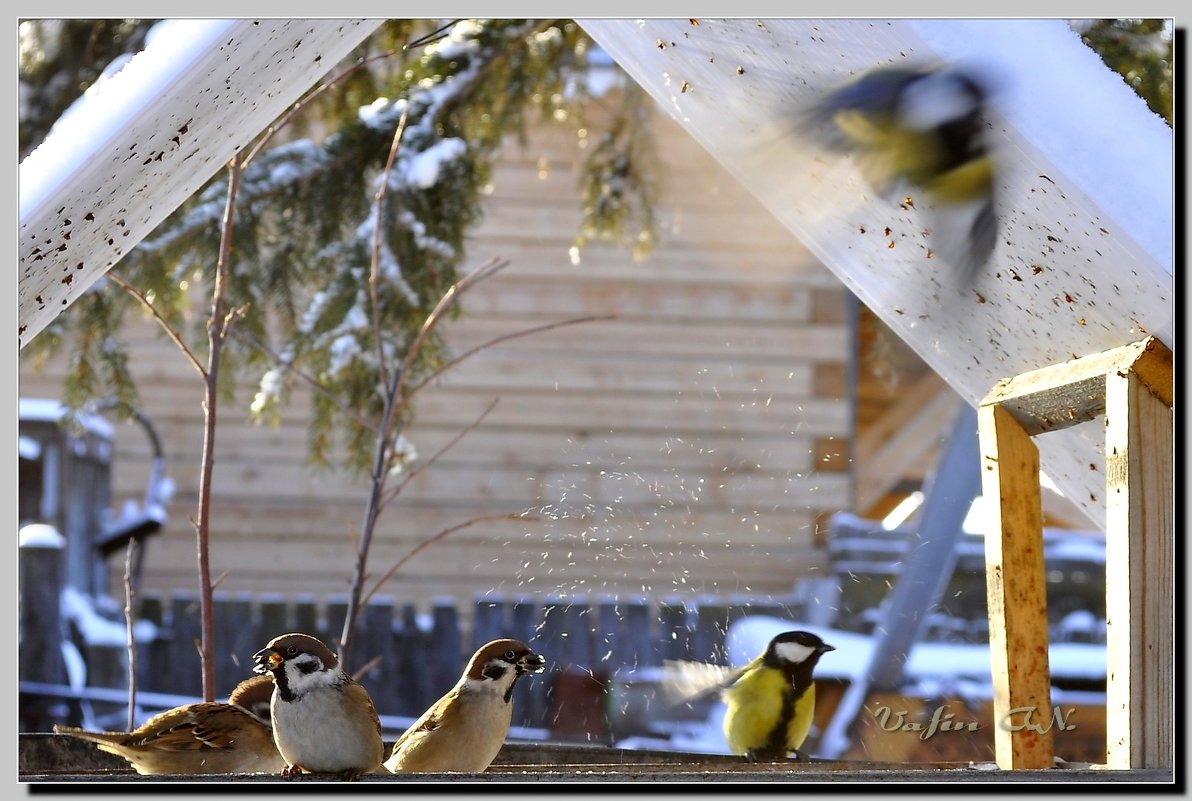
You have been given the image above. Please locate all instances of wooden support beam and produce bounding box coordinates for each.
[977,404,1054,769]
[1104,370,1174,769]
[978,335,1172,770]
[982,338,1172,435]
[854,372,963,513]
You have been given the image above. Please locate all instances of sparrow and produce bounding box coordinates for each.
[52,674,285,775]
[383,638,546,773]
[720,630,835,761]
[804,64,1000,278]
[252,632,384,779]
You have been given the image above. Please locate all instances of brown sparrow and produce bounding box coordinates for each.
[252,632,384,779]
[384,638,546,773]
[52,674,285,775]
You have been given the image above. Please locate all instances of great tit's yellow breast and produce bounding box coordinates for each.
[924,157,994,204]
[723,663,817,756]
[786,682,817,752]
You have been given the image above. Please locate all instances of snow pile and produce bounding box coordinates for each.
[60,586,158,647]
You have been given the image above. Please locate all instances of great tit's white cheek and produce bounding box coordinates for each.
[899,74,978,131]
[774,641,817,664]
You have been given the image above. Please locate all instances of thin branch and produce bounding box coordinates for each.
[384,257,509,445]
[403,19,464,50]
[338,258,508,667]
[396,257,508,378]
[243,48,402,167]
[360,513,543,608]
[380,397,499,510]
[349,654,383,682]
[106,272,207,379]
[230,328,379,435]
[406,314,615,403]
[370,108,410,397]
[122,538,140,732]
[194,154,242,702]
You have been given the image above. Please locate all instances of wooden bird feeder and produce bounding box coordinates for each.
[977,336,1173,770]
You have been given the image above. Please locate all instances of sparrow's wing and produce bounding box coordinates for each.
[345,678,383,738]
[188,704,271,750]
[389,688,455,756]
[56,704,244,752]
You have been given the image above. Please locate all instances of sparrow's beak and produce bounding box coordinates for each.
[253,648,284,674]
[520,652,546,674]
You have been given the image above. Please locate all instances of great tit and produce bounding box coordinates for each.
[720,630,836,761]
[807,64,1000,278]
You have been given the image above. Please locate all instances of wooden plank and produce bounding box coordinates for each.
[143,507,822,553]
[464,240,843,287]
[854,372,947,457]
[123,415,846,476]
[855,377,964,512]
[1104,369,1173,769]
[439,317,851,363]
[472,197,809,251]
[143,532,833,579]
[981,337,1172,435]
[454,275,817,323]
[166,460,852,510]
[132,542,830,607]
[976,404,1054,770]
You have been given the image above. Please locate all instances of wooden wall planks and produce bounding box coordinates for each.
[19,89,851,617]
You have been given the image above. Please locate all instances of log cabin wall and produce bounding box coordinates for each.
[18,89,855,625]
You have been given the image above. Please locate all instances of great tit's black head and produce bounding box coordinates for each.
[765,630,835,668]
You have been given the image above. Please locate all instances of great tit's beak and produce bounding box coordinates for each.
[820,643,836,654]
[252,648,284,674]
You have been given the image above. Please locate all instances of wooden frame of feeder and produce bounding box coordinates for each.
[977,336,1173,770]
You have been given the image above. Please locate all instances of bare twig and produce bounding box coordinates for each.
[243,48,402,168]
[360,513,543,608]
[337,108,419,669]
[381,397,499,510]
[390,256,510,423]
[123,538,140,732]
[370,109,409,402]
[194,154,243,701]
[350,654,383,682]
[406,314,615,403]
[339,255,605,666]
[403,19,464,51]
[230,328,380,434]
[107,272,207,379]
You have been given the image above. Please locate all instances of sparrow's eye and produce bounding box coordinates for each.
[286,645,299,656]
[504,651,516,661]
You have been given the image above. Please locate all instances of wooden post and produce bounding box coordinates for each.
[1104,369,1174,768]
[977,404,1053,769]
[979,336,1172,770]
[19,525,68,731]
